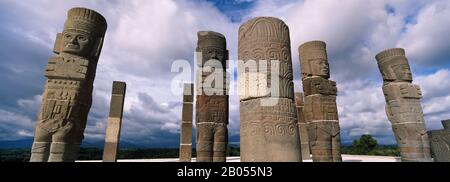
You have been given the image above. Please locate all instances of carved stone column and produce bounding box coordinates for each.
[179,83,194,162]
[238,17,301,162]
[298,41,342,162]
[30,7,107,162]
[295,92,311,160]
[375,48,432,162]
[195,31,229,162]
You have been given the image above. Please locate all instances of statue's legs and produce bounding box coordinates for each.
[196,123,213,162]
[331,122,342,162]
[310,123,333,162]
[48,124,81,162]
[421,133,432,161]
[396,123,432,162]
[399,141,429,162]
[213,123,227,162]
[30,126,52,162]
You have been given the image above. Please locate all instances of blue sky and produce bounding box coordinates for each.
[0,0,450,148]
[204,0,256,22]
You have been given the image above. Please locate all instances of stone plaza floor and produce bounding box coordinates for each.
[77,155,401,162]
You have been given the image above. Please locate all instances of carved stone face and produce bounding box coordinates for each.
[391,60,413,81]
[310,58,329,78]
[61,29,95,57]
[204,47,225,62]
[442,120,450,130]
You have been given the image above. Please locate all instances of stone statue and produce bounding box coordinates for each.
[375,48,432,162]
[195,31,229,162]
[295,92,311,160]
[30,7,107,162]
[238,17,301,162]
[179,83,194,162]
[103,81,126,162]
[298,41,342,162]
[428,120,450,162]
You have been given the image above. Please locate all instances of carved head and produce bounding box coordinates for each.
[442,119,450,130]
[299,41,330,79]
[54,7,107,58]
[375,48,412,82]
[197,31,228,66]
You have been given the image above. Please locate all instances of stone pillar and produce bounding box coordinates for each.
[298,41,342,162]
[30,7,107,162]
[428,120,450,162]
[103,81,126,162]
[295,92,311,160]
[179,83,194,162]
[195,31,229,162]
[375,48,432,162]
[238,17,301,162]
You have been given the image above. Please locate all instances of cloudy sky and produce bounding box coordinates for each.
[0,0,449,147]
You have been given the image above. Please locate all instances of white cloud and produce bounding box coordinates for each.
[0,109,35,140]
[17,95,42,114]
[416,69,450,130]
[416,69,450,100]
[336,79,394,144]
[398,0,450,66]
[17,130,34,137]
[0,109,34,128]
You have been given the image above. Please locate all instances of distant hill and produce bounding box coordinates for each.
[0,138,176,149]
[0,138,33,149]
[0,133,241,149]
[80,139,145,149]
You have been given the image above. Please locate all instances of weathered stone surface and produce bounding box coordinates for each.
[299,41,329,80]
[195,31,229,162]
[196,123,228,162]
[443,120,450,129]
[375,48,432,162]
[180,122,193,144]
[103,81,126,162]
[179,144,192,162]
[295,92,311,160]
[429,120,450,162]
[238,17,301,162]
[183,82,194,103]
[196,96,228,124]
[182,103,193,121]
[180,83,194,162]
[30,7,107,162]
[298,40,342,162]
[238,17,294,101]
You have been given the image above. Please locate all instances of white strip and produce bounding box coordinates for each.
[197,122,227,125]
[306,94,322,97]
[308,120,339,124]
[392,122,425,125]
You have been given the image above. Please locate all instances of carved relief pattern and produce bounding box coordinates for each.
[429,129,450,162]
[299,40,342,162]
[376,48,432,162]
[238,17,300,162]
[30,7,107,162]
[241,98,297,137]
[238,17,294,100]
[195,31,229,162]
